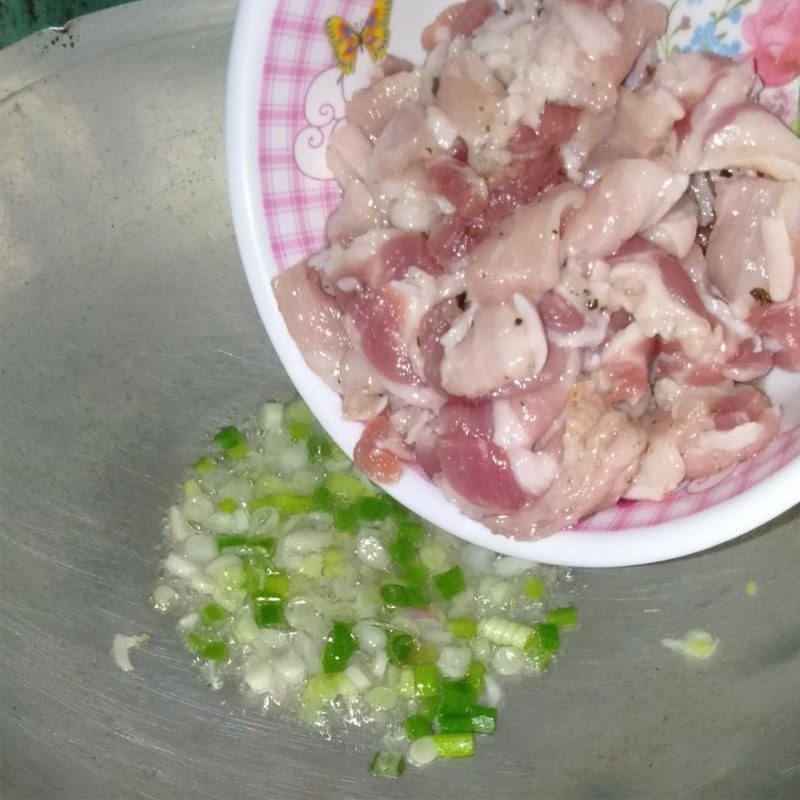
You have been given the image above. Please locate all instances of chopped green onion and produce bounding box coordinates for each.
[332,506,358,534]
[437,714,473,734]
[466,660,485,696]
[432,733,475,758]
[249,537,276,552]
[307,433,333,463]
[183,479,199,497]
[186,633,229,662]
[470,706,497,734]
[401,562,428,589]
[388,536,416,566]
[201,603,227,624]
[323,473,367,505]
[310,486,334,511]
[284,399,315,426]
[434,566,466,599]
[404,714,433,741]
[745,579,757,597]
[387,632,415,665]
[288,419,314,443]
[524,576,545,600]
[438,679,475,714]
[448,618,477,639]
[410,641,438,665]
[260,572,290,599]
[214,426,249,460]
[662,629,719,660]
[370,751,405,778]
[380,584,426,608]
[478,616,536,651]
[413,664,440,698]
[397,520,424,544]
[302,673,341,709]
[193,456,215,473]
[218,497,238,514]
[547,606,577,629]
[355,495,390,522]
[254,599,285,628]
[322,548,345,578]
[250,493,313,514]
[536,623,560,654]
[217,534,248,551]
[322,621,357,674]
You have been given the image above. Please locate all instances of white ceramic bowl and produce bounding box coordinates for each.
[226,0,800,566]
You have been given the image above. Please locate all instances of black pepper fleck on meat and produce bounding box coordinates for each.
[431,77,440,96]
[586,298,598,310]
[750,287,773,304]
[456,292,467,311]
[514,318,523,326]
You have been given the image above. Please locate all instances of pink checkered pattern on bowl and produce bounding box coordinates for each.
[257,0,800,533]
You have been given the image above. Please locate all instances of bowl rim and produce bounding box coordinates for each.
[226,0,800,567]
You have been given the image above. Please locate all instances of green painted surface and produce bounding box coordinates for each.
[1,0,135,47]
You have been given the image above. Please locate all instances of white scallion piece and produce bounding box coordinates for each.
[111,633,150,672]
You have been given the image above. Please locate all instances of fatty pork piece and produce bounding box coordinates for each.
[626,384,780,501]
[464,184,585,304]
[705,178,800,312]
[562,157,688,259]
[487,384,648,537]
[656,52,800,181]
[271,264,350,391]
[465,0,666,132]
[438,297,549,398]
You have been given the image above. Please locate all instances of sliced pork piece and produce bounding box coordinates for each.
[421,0,498,51]
[272,265,350,390]
[436,432,531,513]
[439,298,548,398]
[640,195,698,259]
[339,349,388,420]
[584,85,685,181]
[368,105,441,182]
[682,386,780,480]
[563,157,688,259]
[596,322,656,406]
[326,181,385,244]
[507,103,583,160]
[488,386,647,536]
[418,296,461,391]
[750,302,800,371]
[694,105,800,183]
[465,184,585,304]
[435,48,505,150]
[353,416,405,482]
[706,178,800,312]
[346,268,439,388]
[326,124,373,186]
[346,71,422,142]
[427,149,565,267]
[607,241,715,359]
[314,229,436,291]
[425,156,488,217]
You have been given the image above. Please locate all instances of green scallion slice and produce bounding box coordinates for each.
[370,751,405,778]
[432,733,475,758]
[322,621,357,674]
[404,714,433,741]
[201,603,227,624]
[546,605,577,629]
[434,566,466,599]
[213,426,249,460]
[254,599,285,628]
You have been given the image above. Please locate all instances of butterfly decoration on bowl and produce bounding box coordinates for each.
[324,0,392,75]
